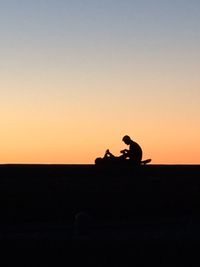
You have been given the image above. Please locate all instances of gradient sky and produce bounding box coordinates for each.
[0,0,200,164]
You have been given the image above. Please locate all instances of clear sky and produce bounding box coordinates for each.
[0,0,200,164]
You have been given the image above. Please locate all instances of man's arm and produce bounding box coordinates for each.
[120,149,129,154]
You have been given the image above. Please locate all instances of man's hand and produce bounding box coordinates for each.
[120,149,128,154]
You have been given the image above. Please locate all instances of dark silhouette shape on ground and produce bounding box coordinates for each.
[95,135,151,165]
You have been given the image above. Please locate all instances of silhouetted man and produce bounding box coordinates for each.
[121,135,143,164]
[103,135,143,165]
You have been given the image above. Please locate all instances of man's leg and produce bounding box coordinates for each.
[103,149,115,159]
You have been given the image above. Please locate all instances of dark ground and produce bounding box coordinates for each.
[0,164,200,266]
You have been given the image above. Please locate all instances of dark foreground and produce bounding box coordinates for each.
[1,164,200,266]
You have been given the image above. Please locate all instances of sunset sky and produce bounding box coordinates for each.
[0,0,200,164]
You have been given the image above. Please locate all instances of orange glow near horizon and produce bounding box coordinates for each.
[0,116,199,164]
[1,77,199,164]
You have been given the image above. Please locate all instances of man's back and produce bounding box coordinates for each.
[129,140,143,163]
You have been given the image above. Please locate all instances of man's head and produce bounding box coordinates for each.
[122,135,131,145]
